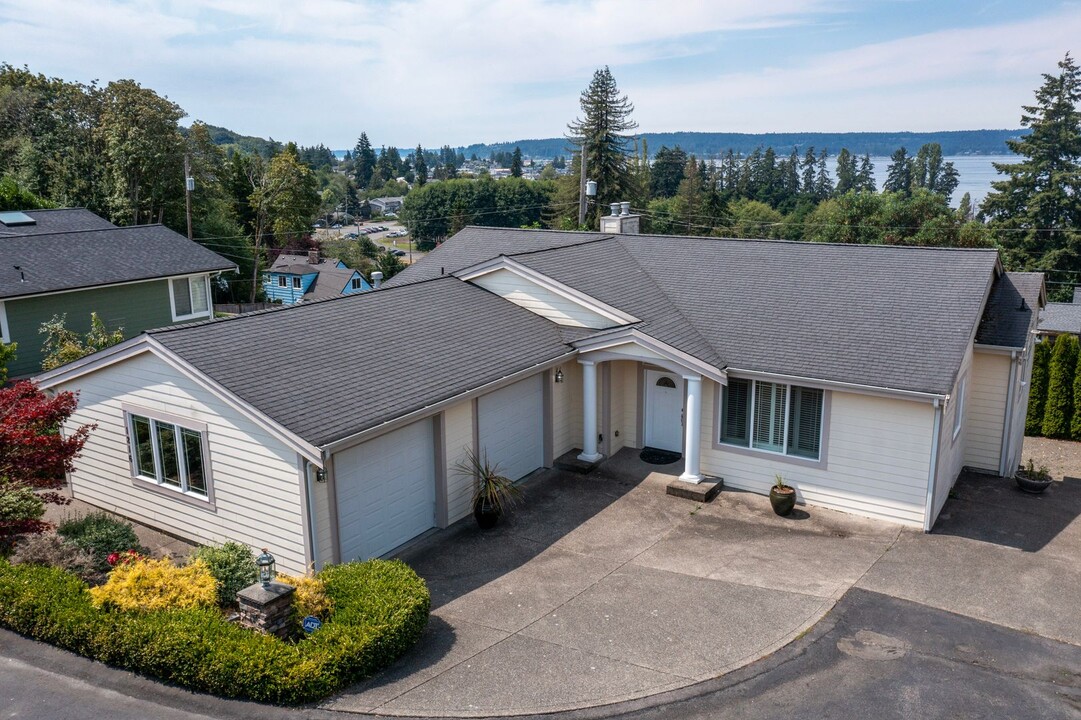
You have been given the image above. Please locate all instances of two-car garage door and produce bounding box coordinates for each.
[334,374,545,562]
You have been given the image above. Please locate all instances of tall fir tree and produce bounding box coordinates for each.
[815,148,834,200]
[835,148,857,195]
[414,145,427,187]
[1026,339,1053,435]
[352,132,377,188]
[983,53,1081,297]
[566,66,638,226]
[856,154,876,192]
[510,146,523,178]
[800,147,817,195]
[1042,333,1079,438]
[883,147,912,194]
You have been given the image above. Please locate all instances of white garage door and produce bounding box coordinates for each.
[478,374,544,481]
[335,418,436,561]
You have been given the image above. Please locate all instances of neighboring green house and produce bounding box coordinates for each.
[0,208,236,377]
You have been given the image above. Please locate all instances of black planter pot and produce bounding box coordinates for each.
[1016,473,1053,494]
[473,500,501,529]
[769,487,796,516]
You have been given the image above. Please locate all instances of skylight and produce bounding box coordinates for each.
[0,211,36,227]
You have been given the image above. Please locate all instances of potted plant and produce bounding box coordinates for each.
[1015,459,1053,494]
[769,474,796,516]
[455,448,522,530]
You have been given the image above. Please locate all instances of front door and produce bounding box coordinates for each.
[644,370,683,453]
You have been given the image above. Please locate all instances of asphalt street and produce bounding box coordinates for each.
[3,589,1079,720]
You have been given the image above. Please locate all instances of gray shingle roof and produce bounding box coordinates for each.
[976,272,1044,347]
[302,268,360,301]
[0,208,115,236]
[1039,302,1081,335]
[269,254,341,272]
[400,227,1006,395]
[150,277,573,447]
[0,221,237,300]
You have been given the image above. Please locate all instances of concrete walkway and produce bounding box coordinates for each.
[325,449,901,717]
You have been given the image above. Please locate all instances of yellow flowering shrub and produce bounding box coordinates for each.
[90,557,218,611]
[277,572,333,620]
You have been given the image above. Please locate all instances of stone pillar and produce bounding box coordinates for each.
[578,359,603,463]
[679,375,703,483]
[236,581,295,639]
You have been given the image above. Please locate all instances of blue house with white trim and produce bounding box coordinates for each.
[264,251,371,304]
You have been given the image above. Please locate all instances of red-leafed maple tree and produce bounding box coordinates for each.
[0,381,94,544]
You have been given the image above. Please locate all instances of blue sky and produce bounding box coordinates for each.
[0,1,1078,148]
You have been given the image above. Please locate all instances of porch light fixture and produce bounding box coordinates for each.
[554,368,565,383]
[256,548,276,587]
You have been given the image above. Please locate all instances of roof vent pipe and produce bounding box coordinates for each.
[620,201,630,216]
[610,202,620,217]
[371,271,383,289]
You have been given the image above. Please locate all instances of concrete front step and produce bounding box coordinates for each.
[554,449,605,474]
[666,476,724,503]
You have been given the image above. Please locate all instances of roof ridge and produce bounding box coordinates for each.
[0,223,168,239]
[630,231,1002,254]
[148,274,464,335]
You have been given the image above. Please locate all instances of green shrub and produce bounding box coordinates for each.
[9,533,99,583]
[1073,356,1081,441]
[57,512,146,571]
[191,542,257,606]
[0,558,429,705]
[90,557,219,612]
[1042,334,1079,438]
[1026,340,1052,436]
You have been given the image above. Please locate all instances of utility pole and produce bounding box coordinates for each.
[183,154,194,242]
[577,140,587,228]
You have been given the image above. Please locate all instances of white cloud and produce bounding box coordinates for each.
[0,0,1076,146]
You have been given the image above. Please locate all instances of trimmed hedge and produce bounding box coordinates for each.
[1026,340,1052,436]
[1042,334,1079,438]
[0,558,430,704]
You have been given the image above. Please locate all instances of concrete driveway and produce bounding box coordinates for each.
[325,449,901,717]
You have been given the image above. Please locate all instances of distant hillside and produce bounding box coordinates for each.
[186,124,284,158]
[458,129,1028,159]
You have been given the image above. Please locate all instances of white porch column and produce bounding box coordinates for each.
[578,359,603,462]
[679,374,703,483]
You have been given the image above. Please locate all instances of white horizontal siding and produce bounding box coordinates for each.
[443,399,476,525]
[471,269,617,328]
[932,346,973,523]
[964,351,1010,472]
[700,381,935,527]
[607,361,639,454]
[552,361,583,458]
[54,352,308,574]
[311,473,334,569]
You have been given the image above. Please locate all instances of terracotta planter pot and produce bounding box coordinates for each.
[769,486,796,516]
[1015,472,1052,494]
[473,500,501,529]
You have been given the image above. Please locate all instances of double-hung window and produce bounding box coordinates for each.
[350,277,363,290]
[128,412,210,499]
[720,378,825,460]
[170,275,211,321]
[277,275,287,288]
[292,276,302,289]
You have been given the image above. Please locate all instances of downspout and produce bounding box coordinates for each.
[304,459,320,570]
[997,350,1019,477]
[923,397,943,533]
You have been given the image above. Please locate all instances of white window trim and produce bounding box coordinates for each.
[952,375,967,441]
[168,274,212,322]
[292,276,302,289]
[277,275,287,288]
[714,377,830,468]
[123,404,214,507]
[0,300,9,344]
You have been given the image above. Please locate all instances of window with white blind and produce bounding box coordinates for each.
[170,276,211,321]
[128,412,210,499]
[721,378,825,460]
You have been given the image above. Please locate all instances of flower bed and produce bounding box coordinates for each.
[0,558,430,704]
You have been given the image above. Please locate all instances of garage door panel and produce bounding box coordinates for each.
[336,419,436,561]
[478,375,544,482]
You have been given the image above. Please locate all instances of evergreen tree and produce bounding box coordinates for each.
[510,146,523,177]
[856,154,876,192]
[414,145,427,187]
[1073,352,1081,440]
[957,192,974,221]
[650,145,687,198]
[800,147,816,195]
[1042,333,1079,438]
[1026,339,1053,435]
[815,148,834,200]
[983,53,1081,297]
[883,147,912,194]
[566,66,638,225]
[352,132,376,188]
[835,148,857,195]
[912,143,960,201]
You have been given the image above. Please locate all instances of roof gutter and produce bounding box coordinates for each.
[321,350,578,455]
[725,367,948,404]
[998,349,1020,477]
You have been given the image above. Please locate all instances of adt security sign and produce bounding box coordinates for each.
[302,615,323,634]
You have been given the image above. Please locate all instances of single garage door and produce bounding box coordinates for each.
[335,418,436,561]
[477,374,544,481]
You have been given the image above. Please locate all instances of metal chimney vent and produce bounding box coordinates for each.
[371,271,384,289]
